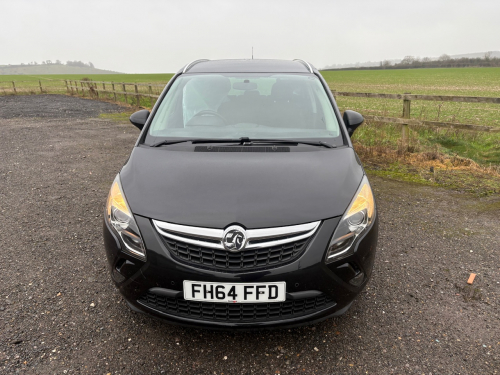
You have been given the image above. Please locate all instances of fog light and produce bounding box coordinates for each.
[349,272,364,286]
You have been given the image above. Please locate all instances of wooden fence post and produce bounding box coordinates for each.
[112,83,117,102]
[122,83,127,103]
[148,85,154,107]
[94,81,99,98]
[402,93,411,150]
[102,82,106,98]
[81,81,85,97]
[12,81,17,94]
[74,81,78,95]
[135,84,140,106]
[39,80,43,93]
[65,80,69,93]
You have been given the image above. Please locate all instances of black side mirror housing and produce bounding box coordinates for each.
[343,110,364,137]
[129,110,150,130]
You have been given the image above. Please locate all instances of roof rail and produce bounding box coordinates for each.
[182,59,210,73]
[293,59,313,73]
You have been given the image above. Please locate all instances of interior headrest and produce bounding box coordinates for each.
[271,81,294,100]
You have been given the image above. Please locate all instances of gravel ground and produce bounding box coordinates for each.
[0,94,125,119]
[1,95,499,374]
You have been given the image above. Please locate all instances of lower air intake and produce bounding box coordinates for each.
[138,291,335,323]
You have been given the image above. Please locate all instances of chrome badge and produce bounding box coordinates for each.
[222,225,247,252]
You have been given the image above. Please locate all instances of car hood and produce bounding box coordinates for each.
[120,146,364,229]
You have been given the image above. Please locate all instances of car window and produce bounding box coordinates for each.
[147,73,342,143]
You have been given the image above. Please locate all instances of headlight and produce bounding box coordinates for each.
[105,175,146,261]
[325,175,375,263]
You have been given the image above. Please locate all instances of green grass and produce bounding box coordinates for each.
[320,68,500,96]
[320,68,500,167]
[98,112,134,122]
[366,159,500,196]
[352,121,500,165]
[322,68,500,128]
[0,74,175,107]
[429,131,500,164]
[366,163,436,186]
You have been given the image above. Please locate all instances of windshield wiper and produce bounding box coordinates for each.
[151,138,241,147]
[151,137,336,148]
[234,138,336,149]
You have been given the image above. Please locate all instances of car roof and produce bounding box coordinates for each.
[181,59,315,74]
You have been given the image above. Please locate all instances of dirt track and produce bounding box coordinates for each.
[1,95,499,374]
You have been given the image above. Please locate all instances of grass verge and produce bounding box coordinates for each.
[357,139,500,196]
[98,112,134,122]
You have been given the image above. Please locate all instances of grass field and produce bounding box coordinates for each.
[1,68,499,179]
[323,68,500,128]
[0,74,175,107]
[320,69,500,167]
[321,68,500,96]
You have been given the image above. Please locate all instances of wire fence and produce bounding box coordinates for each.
[0,78,168,108]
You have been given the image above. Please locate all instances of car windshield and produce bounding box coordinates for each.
[146,73,342,144]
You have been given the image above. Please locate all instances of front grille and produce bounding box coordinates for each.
[162,237,310,270]
[152,220,320,271]
[138,292,335,322]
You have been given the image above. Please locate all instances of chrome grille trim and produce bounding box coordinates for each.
[152,220,321,251]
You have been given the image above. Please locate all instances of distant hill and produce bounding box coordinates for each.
[322,51,500,70]
[451,51,500,59]
[0,63,121,75]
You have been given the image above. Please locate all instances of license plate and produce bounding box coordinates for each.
[183,281,286,303]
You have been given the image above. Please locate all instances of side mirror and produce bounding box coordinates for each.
[343,110,364,137]
[129,109,150,130]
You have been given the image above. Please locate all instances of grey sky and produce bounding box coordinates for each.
[1,0,498,73]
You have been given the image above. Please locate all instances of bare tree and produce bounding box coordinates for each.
[438,54,451,61]
[401,56,416,65]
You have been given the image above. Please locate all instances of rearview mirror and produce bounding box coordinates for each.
[129,109,150,130]
[343,110,364,137]
[233,81,258,91]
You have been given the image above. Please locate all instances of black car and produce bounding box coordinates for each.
[103,59,378,329]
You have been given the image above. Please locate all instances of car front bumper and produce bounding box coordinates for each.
[103,214,378,329]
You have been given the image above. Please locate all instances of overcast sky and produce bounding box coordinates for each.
[1,0,498,73]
